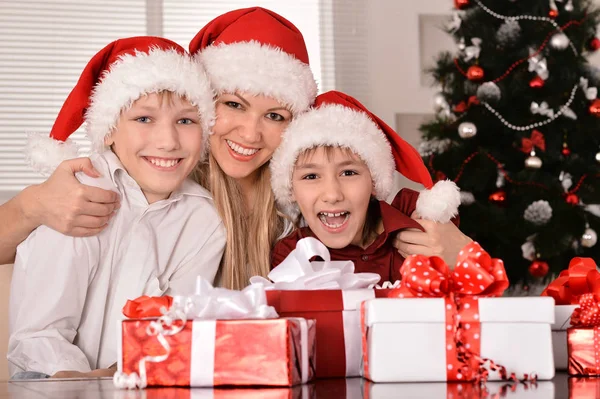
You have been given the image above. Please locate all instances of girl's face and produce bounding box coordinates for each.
[210,92,292,184]
[291,146,375,249]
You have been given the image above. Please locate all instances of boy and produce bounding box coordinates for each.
[8,37,225,379]
[270,91,460,282]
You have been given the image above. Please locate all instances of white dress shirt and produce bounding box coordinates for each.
[8,151,226,377]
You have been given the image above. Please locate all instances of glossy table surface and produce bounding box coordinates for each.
[0,373,591,399]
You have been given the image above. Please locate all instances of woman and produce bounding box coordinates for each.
[0,7,471,286]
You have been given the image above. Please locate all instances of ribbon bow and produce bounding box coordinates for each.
[530,101,555,118]
[453,95,480,113]
[528,49,549,80]
[447,10,464,33]
[250,237,381,290]
[541,258,600,305]
[580,77,598,100]
[463,38,482,62]
[571,293,600,327]
[395,241,509,299]
[520,130,546,153]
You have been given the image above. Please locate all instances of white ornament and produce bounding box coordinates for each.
[460,191,475,205]
[530,101,555,118]
[463,38,482,62]
[550,33,570,51]
[585,204,600,218]
[458,122,477,139]
[528,48,549,80]
[521,239,536,261]
[448,11,464,33]
[477,82,501,103]
[596,151,600,163]
[433,92,448,112]
[582,227,598,248]
[580,77,598,100]
[560,171,573,192]
[524,200,553,226]
[496,19,521,47]
[525,150,543,169]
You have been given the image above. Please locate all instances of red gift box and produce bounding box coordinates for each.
[118,317,315,387]
[265,288,395,378]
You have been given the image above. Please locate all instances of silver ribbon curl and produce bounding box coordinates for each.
[580,77,598,100]
[530,101,555,118]
[463,37,482,61]
[528,48,549,80]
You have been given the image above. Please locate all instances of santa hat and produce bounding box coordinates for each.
[189,7,317,115]
[26,36,215,176]
[270,91,461,223]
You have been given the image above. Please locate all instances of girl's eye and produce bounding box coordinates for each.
[266,112,285,122]
[341,170,358,177]
[301,173,318,180]
[136,116,151,123]
[178,118,194,125]
[224,101,243,110]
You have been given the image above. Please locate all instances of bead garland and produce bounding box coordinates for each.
[481,83,578,131]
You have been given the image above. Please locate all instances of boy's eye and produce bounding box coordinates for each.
[135,116,151,123]
[224,101,243,110]
[177,118,195,125]
[341,170,358,176]
[266,112,285,122]
[301,173,318,180]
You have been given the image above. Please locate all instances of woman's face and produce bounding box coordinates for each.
[209,92,292,183]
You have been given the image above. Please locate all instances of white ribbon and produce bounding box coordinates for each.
[530,101,555,118]
[250,237,381,290]
[528,48,549,80]
[463,37,482,61]
[447,11,463,33]
[580,77,598,100]
[369,280,401,289]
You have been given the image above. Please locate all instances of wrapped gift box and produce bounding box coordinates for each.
[551,305,578,370]
[112,384,315,399]
[118,317,315,387]
[568,377,600,399]
[567,327,600,376]
[361,297,555,382]
[265,288,394,378]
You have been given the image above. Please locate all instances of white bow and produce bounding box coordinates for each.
[580,77,598,100]
[463,37,482,61]
[250,237,381,290]
[528,48,549,80]
[447,10,464,33]
[561,106,577,120]
[530,101,555,118]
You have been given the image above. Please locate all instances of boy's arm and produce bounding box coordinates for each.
[8,225,97,376]
[0,158,118,265]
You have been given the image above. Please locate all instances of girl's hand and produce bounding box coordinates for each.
[25,158,120,237]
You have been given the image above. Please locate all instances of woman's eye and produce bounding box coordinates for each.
[224,101,243,110]
[302,173,318,180]
[342,170,358,176]
[178,118,194,125]
[266,112,285,122]
[135,116,151,123]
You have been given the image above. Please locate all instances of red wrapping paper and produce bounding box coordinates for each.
[569,377,600,399]
[120,318,315,387]
[265,288,395,378]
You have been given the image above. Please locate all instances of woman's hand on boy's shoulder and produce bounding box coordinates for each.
[25,157,120,237]
[393,215,472,267]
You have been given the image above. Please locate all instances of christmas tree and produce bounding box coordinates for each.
[420,0,600,285]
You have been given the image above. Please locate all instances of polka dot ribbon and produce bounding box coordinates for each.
[541,258,600,305]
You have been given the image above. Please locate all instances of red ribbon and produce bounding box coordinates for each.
[122,295,173,318]
[453,95,480,113]
[520,130,546,153]
[541,258,600,305]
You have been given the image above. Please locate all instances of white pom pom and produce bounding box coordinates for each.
[416,180,461,223]
[25,133,79,176]
[523,200,552,226]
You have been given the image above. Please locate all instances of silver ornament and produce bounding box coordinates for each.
[525,150,543,169]
[433,92,448,112]
[550,33,570,51]
[564,0,574,12]
[596,151,600,163]
[477,82,501,103]
[582,227,598,248]
[458,122,477,139]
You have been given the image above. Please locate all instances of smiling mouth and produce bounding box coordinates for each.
[144,156,182,169]
[226,139,260,156]
[318,211,350,228]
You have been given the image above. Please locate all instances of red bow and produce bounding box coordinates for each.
[520,130,546,153]
[541,258,600,305]
[453,96,480,113]
[571,293,600,327]
[395,241,509,299]
[122,295,173,318]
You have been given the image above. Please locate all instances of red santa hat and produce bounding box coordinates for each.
[189,7,317,115]
[270,91,461,223]
[26,36,215,175]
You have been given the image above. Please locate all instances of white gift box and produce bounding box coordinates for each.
[551,304,578,370]
[361,297,555,382]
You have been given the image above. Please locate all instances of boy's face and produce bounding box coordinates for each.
[292,146,374,249]
[106,92,203,204]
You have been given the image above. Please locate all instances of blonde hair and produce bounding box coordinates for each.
[192,153,286,290]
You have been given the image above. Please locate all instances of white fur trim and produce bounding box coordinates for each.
[198,41,317,114]
[270,104,395,215]
[25,133,79,176]
[416,180,461,223]
[86,48,215,159]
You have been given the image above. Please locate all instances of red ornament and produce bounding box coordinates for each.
[589,99,600,117]
[467,65,485,81]
[529,76,545,89]
[566,193,580,205]
[589,38,600,51]
[562,146,571,156]
[454,0,470,9]
[529,260,549,278]
[549,9,559,18]
[489,190,507,204]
